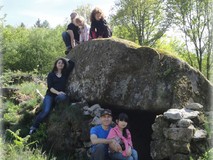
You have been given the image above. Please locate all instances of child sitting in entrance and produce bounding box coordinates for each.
[107,113,138,160]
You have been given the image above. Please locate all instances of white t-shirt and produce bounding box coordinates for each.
[79,24,90,43]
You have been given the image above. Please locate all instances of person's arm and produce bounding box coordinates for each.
[107,129,122,152]
[64,59,75,78]
[86,25,90,41]
[90,22,97,39]
[90,134,114,145]
[67,30,75,48]
[50,88,65,95]
[126,129,133,147]
[79,32,83,43]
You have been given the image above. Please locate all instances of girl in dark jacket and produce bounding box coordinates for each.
[29,58,74,134]
[90,7,112,39]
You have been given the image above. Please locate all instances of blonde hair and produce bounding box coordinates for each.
[74,16,85,25]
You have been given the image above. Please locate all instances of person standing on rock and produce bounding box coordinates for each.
[29,58,75,134]
[62,12,80,55]
[107,113,138,160]
[89,7,112,39]
[90,109,118,160]
[74,16,90,43]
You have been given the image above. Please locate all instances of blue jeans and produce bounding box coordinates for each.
[110,149,138,160]
[62,31,71,50]
[33,94,67,128]
[91,144,110,160]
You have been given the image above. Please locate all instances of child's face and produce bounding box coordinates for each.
[95,12,102,21]
[77,20,84,27]
[117,120,128,129]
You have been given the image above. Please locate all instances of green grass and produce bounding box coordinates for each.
[1,70,53,159]
[1,130,56,160]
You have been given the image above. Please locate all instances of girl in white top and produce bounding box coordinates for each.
[75,16,90,43]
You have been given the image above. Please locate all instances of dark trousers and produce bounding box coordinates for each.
[33,94,67,128]
[62,31,71,50]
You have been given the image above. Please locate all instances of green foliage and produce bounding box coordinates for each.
[2,25,65,73]
[1,70,55,159]
[199,148,213,160]
[29,123,48,145]
[74,4,92,25]
[110,0,172,46]
[167,0,213,79]
[1,129,55,160]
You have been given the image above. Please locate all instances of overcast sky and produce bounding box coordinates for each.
[2,0,115,28]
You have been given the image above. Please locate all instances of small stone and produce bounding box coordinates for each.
[181,108,199,119]
[90,116,101,125]
[89,104,101,111]
[177,119,193,128]
[83,110,90,115]
[171,141,191,154]
[171,154,190,160]
[185,103,203,111]
[193,129,207,140]
[163,109,183,120]
[83,106,89,110]
[163,128,194,142]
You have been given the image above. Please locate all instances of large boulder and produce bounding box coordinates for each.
[67,38,212,113]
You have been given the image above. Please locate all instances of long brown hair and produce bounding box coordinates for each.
[90,7,104,22]
[51,58,67,75]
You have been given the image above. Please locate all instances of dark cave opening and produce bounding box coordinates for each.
[109,108,158,160]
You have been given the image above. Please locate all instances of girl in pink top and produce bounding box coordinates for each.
[107,113,138,160]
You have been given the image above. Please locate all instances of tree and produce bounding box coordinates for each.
[34,19,42,28]
[167,0,213,79]
[34,19,50,28]
[2,25,65,73]
[41,20,50,28]
[74,4,92,24]
[110,0,173,46]
[20,22,25,28]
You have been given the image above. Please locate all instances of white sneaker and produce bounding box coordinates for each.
[29,126,37,135]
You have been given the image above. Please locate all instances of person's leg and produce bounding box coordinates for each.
[126,156,133,160]
[62,31,71,52]
[91,144,108,160]
[109,152,126,160]
[32,95,54,128]
[131,149,138,160]
[55,94,67,104]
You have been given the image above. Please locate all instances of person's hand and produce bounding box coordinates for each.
[117,144,122,153]
[57,91,66,95]
[126,147,132,156]
[109,139,122,152]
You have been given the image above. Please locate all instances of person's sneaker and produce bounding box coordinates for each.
[65,50,69,55]
[29,126,37,135]
[65,48,71,55]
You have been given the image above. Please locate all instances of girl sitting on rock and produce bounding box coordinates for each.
[29,58,74,134]
[89,7,112,39]
[74,16,90,43]
[107,113,138,160]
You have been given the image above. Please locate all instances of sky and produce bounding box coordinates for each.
[2,0,116,28]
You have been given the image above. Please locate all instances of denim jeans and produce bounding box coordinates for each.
[91,144,110,160]
[62,31,71,50]
[110,149,138,160]
[33,94,67,128]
